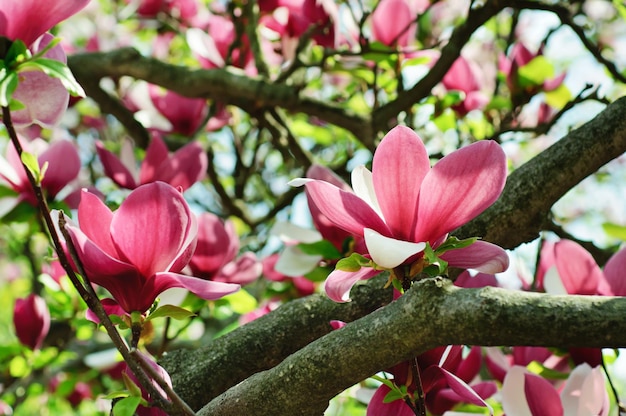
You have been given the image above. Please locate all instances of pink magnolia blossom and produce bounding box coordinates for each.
[13,294,50,350]
[501,364,609,416]
[370,0,418,47]
[187,212,262,285]
[63,182,239,313]
[187,14,255,72]
[499,42,566,99]
[367,346,495,415]
[148,86,210,136]
[260,0,337,60]
[96,134,207,192]
[262,253,316,296]
[291,126,508,302]
[485,346,569,384]
[442,56,490,115]
[0,138,81,208]
[537,240,606,295]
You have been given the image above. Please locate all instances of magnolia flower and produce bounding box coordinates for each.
[370,0,419,47]
[63,182,239,313]
[367,346,495,415]
[13,294,50,350]
[0,138,81,211]
[442,56,490,115]
[0,0,89,127]
[501,364,609,416]
[96,134,207,192]
[291,126,508,301]
[188,213,262,285]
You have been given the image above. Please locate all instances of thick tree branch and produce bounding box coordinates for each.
[161,275,392,411]
[67,49,372,145]
[199,278,626,416]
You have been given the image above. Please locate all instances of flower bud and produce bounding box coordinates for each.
[13,294,50,350]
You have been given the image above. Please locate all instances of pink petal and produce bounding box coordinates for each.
[454,270,499,288]
[366,385,415,416]
[440,241,509,273]
[13,294,50,350]
[501,366,533,416]
[561,364,609,416]
[96,142,138,189]
[152,141,208,191]
[524,372,563,416]
[77,190,117,256]
[149,86,209,135]
[422,366,493,410]
[371,0,415,47]
[553,240,602,295]
[372,126,430,242]
[145,272,240,304]
[454,346,482,383]
[85,298,128,323]
[110,182,193,277]
[302,179,390,238]
[188,213,239,279]
[602,246,626,296]
[39,140,80,198]
[443,57,481,94]
[0,0,90,45]
[324,267,381,302]
[139,134,170,185]
[536,240,556,291]
[432,381,497,414]
[213,252,262,285]
[306,165,354,249]
[415,140,507,243]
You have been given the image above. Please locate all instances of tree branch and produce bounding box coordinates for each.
[161,275,392,410]
[67,49,372,144]
[198,278,626,416]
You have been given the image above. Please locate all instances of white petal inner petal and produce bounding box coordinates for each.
[288,178,312,187]
[543,265,568,295]
[351,166,384,220]
[274,246,322,277]
[364,228,425,269]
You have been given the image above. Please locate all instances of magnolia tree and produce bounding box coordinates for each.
[2,0,626,415]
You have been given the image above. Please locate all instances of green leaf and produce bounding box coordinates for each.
[602,222,626,240]
[296,240,342,260]
[20,151,41,183]
[122,371,143,397]
[435,236,478,254]
[335,253,371,272]
[3,39,29,65]
[545,84,571,110]
[10,355,30,377]
[517,55,554,88]
[146,304,196,321]
[527,360,569,380]
[18,58,85,97]
[220,289,258,315]
[382,384,408,403]
[0,69,18,107]
[113,396,142,416]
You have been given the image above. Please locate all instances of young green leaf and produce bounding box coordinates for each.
[18,58,85,97]
[297,240,342,259]
[0,69,18,107]
[113,396,142,416]
[20,151,42,184]
[146,304,196,321]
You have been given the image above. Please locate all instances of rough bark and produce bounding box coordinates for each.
[199,278,626,416]
[161,275,392,411]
